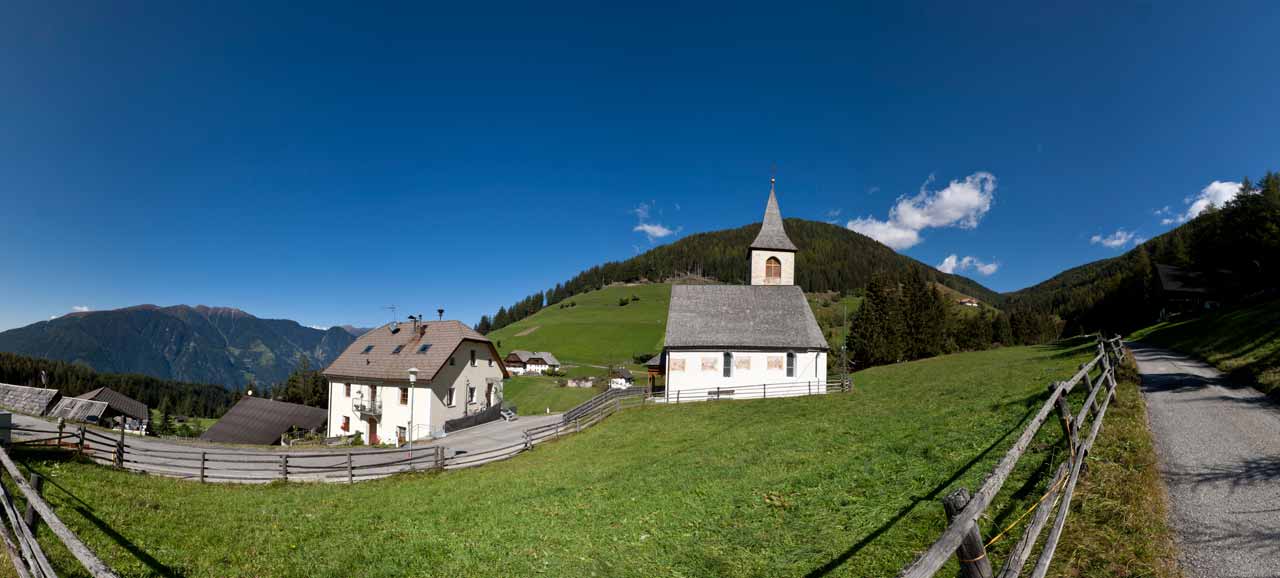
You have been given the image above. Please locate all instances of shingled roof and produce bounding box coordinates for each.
[749,185,799,252]
[323,320,508,383]
[48,397,109,423]
[0,383,61,416]
[200,396,327,445]
[508,350,561,366]
[664,285,827,350]
[77,387,149,421]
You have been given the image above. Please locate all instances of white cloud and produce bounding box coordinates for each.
[1153,205,1171,216]
[847,172,996,250]
[936,254,999,276]
[632,203,651,221]
[825,208,842,219]
[1160,181,1243,226]
[634,223,675,241]
[71,305,90,313]
[1090,229,1137,249]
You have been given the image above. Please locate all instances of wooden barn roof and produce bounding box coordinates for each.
[200,396,327,445]
[77,387,149,421]
[0,383,61,416]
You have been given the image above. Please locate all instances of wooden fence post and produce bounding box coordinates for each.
[23,473,43,534]
[1048,382,1078,452]
[114,428,124,469]
[76,425,85,456]
[434,446,443,471]
[942,487,993,578]
[199,452,206,483]
[56,419,64,448]
[1080,363,1099,412]
[347,451,354,483]
[280,455,288,481]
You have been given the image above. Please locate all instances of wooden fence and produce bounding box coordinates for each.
[897,335,1129,578]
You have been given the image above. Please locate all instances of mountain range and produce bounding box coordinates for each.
[0,305,358,388]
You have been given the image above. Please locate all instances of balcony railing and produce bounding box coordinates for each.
[352,396,382,418]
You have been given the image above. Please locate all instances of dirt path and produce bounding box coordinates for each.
[1130,342,1280,578]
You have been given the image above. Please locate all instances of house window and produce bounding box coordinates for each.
[723,353,733,378]
[786,352,796,378]
[344,383,351,397]
[488,359,494,367]
[450,357,456,366]
[766,257,782,281]
[341,416,350,432]
[445,387,456,406]
[392,344,405,355]
[417,344,432,354]
[470,350,477,367]
[400,387,409,405]
[361,345,375,354]
[467,385,476,403]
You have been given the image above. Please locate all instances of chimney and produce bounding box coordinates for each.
[437,308,444,321]
[409,314,418,334]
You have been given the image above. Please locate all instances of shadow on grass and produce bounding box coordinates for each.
[804,402,1041,578]
[9,447,183,577]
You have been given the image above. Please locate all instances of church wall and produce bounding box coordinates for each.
[664,350,827,400]
[750,250,795,285]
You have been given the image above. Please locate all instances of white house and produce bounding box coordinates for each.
[609,367,635,389]
[323,318,509,444]
[659,179,830,401]
[503,350,561,375]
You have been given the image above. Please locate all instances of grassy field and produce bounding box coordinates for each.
[486,284,670,367]
[1130,297,1280,396]
[502,375,601,415]
[12,339,1172,577]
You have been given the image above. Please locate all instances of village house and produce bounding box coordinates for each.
[658,179,830,400]
[609,367,634,389]
[323,317,508,445]
[503,350,561,375]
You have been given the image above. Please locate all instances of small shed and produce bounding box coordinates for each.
[76,387,149,426]
[201,396,327,445]
[0,383,61,416]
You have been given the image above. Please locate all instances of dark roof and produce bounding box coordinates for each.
[612,368,634,380]
[664,285,828,350]
[644,354,662,367]
[200,396,327,445]
[749,187,798,252]
[48,397,109,423]
[1156,264,1210,294]
[324,320,508,382]
[0,383,61,416]
[77,387,149,421]
[509,350,561,366]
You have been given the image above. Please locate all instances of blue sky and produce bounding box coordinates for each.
[2,1,1278,331]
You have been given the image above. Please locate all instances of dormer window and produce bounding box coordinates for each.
[361,345,374,354]
[417,344,432,354]
[391,345,405,355]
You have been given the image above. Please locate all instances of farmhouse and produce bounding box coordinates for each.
[659,180,829,400]
[323,318,508,444]
[609,367,634,389]
[503,350,561,375]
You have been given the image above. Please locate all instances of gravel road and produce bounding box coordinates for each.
[1131,342,1280,578]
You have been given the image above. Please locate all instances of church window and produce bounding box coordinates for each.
[766,257,782,281]
[786,352,796,378]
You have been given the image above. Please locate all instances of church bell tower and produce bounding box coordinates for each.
[749,177,798,286]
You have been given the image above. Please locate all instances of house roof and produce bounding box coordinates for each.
[749,186,799,252]
[323,320,508,382]
[644,354,662,367]
[0,383,61,416]
[507,350,561,366]
[612,367,634,380]
[664,285,828,350]
[1156,264,1210,294]
[200,396,327,445]
[77,387,149,421]
[48,397,109,423]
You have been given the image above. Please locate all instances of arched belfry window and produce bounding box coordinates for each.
[765,257,782,281]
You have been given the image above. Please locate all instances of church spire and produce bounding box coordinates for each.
[749,177,798,252]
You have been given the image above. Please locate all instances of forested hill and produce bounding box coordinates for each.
[481,219,1000,332]
[1005,171,1280,335]
[0,305,357,388]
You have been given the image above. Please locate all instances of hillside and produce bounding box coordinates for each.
[486,284,670,367]
[1005,172,1279,335]
[484,218,1003,333]
[1131,297,1280,396]
[21,339,1172,577]
[0,305,357,388]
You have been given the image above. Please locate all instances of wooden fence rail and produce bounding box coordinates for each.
[898,335,1130,578]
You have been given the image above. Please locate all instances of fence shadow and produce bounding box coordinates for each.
[1163,454,1280,491]
[73,506,184,577]
[803,403,1039,578]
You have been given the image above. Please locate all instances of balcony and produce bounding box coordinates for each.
[352,396,382,419]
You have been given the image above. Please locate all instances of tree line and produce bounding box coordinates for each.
[846,271,1060,369]
[0,351,235,418]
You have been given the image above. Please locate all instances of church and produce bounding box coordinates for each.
[660,179,830,400]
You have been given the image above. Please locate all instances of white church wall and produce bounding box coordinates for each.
[664,350,827,400]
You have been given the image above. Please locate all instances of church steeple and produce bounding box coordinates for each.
[750,177,797,286]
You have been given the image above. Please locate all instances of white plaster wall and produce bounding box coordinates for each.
[750,250,795,286]
[664,350,826,400]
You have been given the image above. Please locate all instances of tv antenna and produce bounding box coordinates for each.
[383,305,398,323]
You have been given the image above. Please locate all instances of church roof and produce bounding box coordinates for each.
[664,285,827,350]
[749,184,799,252]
